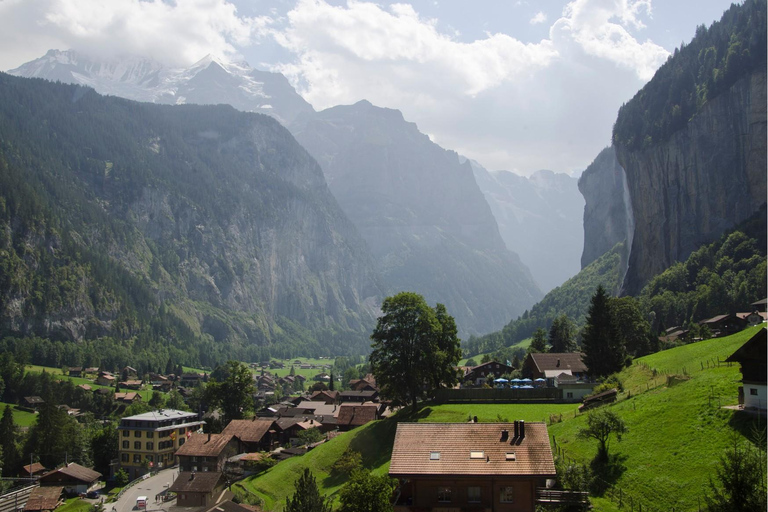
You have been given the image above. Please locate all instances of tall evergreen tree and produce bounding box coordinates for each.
[548,314,577,353]
[582,286,627,377]
[528,328,548,353]
[285,468,331,512]
[0,405,19,476]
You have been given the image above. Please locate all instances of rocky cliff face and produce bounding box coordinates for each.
[616,71,767,295]
[290,100,542,336]
[471,162,584,294]
[0,74,379,352]
[578,147,633,281]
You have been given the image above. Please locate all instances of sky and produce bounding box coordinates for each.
[0,0,738,175]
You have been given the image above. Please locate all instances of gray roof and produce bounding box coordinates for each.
[121,409,199,421]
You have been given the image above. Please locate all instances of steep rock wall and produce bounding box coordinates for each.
[616,71,767,295]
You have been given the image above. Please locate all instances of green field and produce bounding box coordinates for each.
[24,364,163,401]
[241,326,764,511]
[459,337,532,366]
[0,401,38,427]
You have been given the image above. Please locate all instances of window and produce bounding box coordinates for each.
[133,454,141,463]
[121,453,129,462]
[134,441,141,450]
[506,452,516,461]
[134,431,141,437]
[467,487,481,503]
[500,486,514,503]
[437,487,452,503]
[469,451,485,459]
[750,388,758,396]
[122,430,129,437]
[146,455,154,462]
[192,466,197,472]
[203,467,209,472]
[567,392,574,398]
[430,452,440,460]
[146,442,154,450]
[146,432,154,438]
[179,438,185,446]
[122,441,129,449]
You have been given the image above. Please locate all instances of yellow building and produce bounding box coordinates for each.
[117,409,205,480]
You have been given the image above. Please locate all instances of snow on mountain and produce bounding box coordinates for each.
[9,50,314,125]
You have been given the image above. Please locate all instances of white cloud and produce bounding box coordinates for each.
[530,11,547,24]
[0,0,273,69]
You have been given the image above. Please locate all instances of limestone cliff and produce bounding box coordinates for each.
[616,70,767,295]
[578,147,633,286]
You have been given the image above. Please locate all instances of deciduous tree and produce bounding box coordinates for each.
[369,292,461,412]
[577,409,628,460]
[338,469,397,512]
[206,361,254,423]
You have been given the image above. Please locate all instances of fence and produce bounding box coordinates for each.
[433,387,562,403]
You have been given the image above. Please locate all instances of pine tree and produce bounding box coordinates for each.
[329,371,335,391]
[285,468,331,512]
[582,286,627,377]
[528,328,548,353]
[549,314,577,353]
[0,405,19,476]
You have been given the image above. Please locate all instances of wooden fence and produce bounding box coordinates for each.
[433,387,562,403]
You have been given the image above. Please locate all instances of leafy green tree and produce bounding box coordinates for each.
[148,391,165,408]
[529,328,548,353]
[582,286,626,377]
[0,405,19,476]
[297,427,325,445]
[338,469,397,512]
[480,354,492,364]
[610,297,656,356]
[464,358,478,368]
[577,409,628,460]
[369,292,461,412]
[549,314,577,353]
[90,422,118,476]
[206,361,254,423]
[705,438,767,512]
[114,468,130,487]
[285,468,331,512]
[244,453,276,474]
[332,449,362,475]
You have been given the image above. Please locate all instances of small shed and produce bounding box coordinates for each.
[24,487,63,512]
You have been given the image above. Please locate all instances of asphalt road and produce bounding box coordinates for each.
[112,468,179,512]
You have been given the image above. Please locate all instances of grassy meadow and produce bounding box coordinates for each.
[0,401,38,427]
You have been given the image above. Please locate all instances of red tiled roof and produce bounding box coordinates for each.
[22,462,47,475]
[176,433,234,457]
[389,423,555,477]
[529,353,587,374]
[221,419,274,443]
[24,487,62,511]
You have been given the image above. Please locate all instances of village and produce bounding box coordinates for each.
[0,296,765,512]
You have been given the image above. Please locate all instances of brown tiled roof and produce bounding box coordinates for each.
[726,328,767,364]
[169,472,221,493]
[529,353,587,374]
[24,487,62,511]
[176,433,234,457]
[22,462,47,475]
[337,405,377,427]
[205,499,258,512]
[389,423,555,477]
[221,419,274,443]
[42,463,101,483]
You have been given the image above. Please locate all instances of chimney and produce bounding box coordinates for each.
[557,358,561,367]
[190,473,195,481]
[207,432,211,442]
[519,420,525,439]
[513,420,519,439]
[473,416,478,423]
[501,429,509,441]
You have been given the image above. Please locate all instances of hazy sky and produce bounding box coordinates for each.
[0,0,737,175]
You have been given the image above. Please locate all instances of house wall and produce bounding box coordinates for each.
[176,492,209,507]
[744,383,767,410]
[399,476,539,512]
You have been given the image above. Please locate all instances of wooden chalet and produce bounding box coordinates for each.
[176,433,238,473]
[20,462,48,478]
[39,463,101,495]
[309,390,339,404]
[23,396,45,410]
[336,404,378,431]
[23,487,62,512]
[221,419,277,452]
[169,471,222,508]
[339,390,379,403]
[726,328,767,411]
[390,422,557,512]
[462,361,515,386]
[522,353,588,381]
[698,314,748,337]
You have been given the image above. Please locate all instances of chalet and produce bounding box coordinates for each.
[203,500,256,512]
[336,404,378,431]
[736,311,767,326]
[23,396,45,410]
[751,298,767,312]
[725,328,767,411]
[20,462,48,478]
[23,487,62,512]
[522,353,588,381]
[221,419,276,452]
[310,390,339,404]
[119,380,143,390]
[170,472,222,508]
[39,463,102,495]
[390,422,556,512]
[83,367,100,376]
[176,433,238,473]
[659,326,689,343]
[180,373,205,387]
[77,384,92,392]
[698,314,748,337]
[349,374,378,392]
[555,373,594,402]
[339,390,379,403]
[122,366,139,378]
[115,392,142,405]
[67,367,83,378]
[95,372,115,387]
[463,361,515,386]
[315,373,331,382]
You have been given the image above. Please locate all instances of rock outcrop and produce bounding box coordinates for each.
[616,71,767,295]
[578,147,633,277]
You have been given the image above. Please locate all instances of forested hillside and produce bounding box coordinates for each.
[0,73,381,370]
[463,243,625,357]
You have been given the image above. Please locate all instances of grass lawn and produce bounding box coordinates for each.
[25,364,166,399]
[547,326,764,512]
[459,337,532,366]
[414,402,581,424]
[0,401,37,427]
[56,498,91,512]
